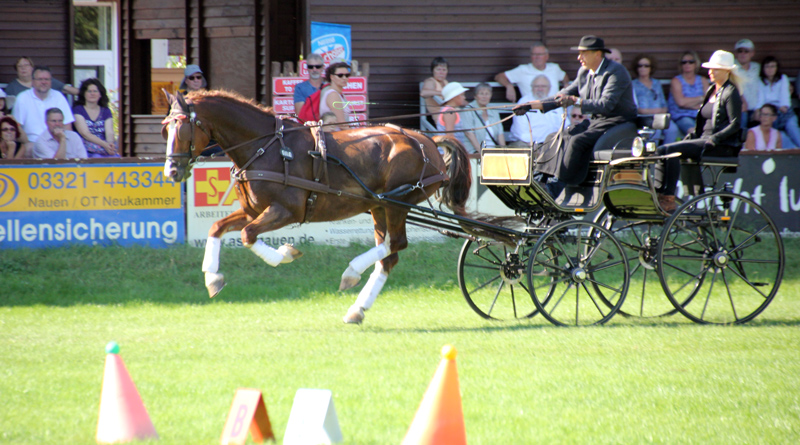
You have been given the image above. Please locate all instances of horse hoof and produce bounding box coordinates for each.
[339,266,361,291]
[343,306,365,324]
[278,243,303,264]
[205,272,226,298]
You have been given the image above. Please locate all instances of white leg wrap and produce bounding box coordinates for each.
[202,237,222,273]
[247,240,284,267]
[355,264,388,310]
[349,242,391,275]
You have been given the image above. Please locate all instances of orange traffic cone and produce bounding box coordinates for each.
[401,345,466,445]
[96,342,158,444]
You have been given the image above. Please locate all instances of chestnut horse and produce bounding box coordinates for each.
[161,90,471,323]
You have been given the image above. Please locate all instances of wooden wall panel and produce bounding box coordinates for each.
[132,0,185,39]
[0,0,71,88]
[306,0,800,127]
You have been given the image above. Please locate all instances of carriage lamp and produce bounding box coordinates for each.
[631,137,645,157]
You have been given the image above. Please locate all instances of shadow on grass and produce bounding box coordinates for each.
[0,240,466,307]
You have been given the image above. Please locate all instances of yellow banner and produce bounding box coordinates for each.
[0,164,181,212]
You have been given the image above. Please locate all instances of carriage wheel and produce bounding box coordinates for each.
[527,220,629,326]
[592,208,682,318]
[457,238,540,320]
[657,191,785,324]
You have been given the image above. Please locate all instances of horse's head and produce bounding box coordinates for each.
[161,90,212,182]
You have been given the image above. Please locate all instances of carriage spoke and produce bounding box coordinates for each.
[727,224,769,256]
[721,270,738,320]
[469,274,502,294]
[581,282,608,319]
[700,269,719,321]
[639,268,648,317]
[486,280,505,317]
[549,284,573,316]
[724,264,771,299]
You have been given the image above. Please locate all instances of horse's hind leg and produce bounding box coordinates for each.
[342,207,407,324]
[203,208,250,297]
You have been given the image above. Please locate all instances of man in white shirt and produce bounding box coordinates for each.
[495,42,569,102]
[32,108,86,159]
[733,39,760,124]
[12,67,74,143]
[509,75,565,146]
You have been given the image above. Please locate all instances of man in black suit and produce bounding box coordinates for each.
[514,35,637,187]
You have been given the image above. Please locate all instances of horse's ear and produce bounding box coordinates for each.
[163,89,175,108]
[176,91,189,112]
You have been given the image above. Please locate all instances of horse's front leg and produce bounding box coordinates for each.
[241,204,303,268]
[203,208,250,297]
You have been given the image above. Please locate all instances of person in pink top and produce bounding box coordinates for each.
[319,62,354,130]
[745,104,782,150]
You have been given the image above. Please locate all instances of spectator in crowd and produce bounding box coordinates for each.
[733,39,760,124]
[436,82,481,152]
[631,54,668,142]
[0,89,32,155]
[319,62,355,131]
[0,116,26,159]
[32,108,87,159]
[514,35,637,192]
[462,83,506,150]
[754,56,800,148]
[744,104,782,151]
[495,42,569,102]
[509,75,564,147]
[664,51,708,143]
[12,67,74,143]
[3,57,79,106]
[655,51,743,213]
[180,65,207,94]
[608,48,623,64]
[568,106,588,127]
[73,78,118,157]
[420,57,450,125]
[294,53,326,115]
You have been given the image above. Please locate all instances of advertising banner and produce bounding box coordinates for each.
[311,22,351,63]
[185,161,445,248]
[0,163,184,248]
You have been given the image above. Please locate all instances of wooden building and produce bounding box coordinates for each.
[2,1,799,156]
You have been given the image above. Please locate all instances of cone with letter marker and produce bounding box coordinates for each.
[96,342,158,444]
[401,345,466,445]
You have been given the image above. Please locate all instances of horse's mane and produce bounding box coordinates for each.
[186,89,276,116]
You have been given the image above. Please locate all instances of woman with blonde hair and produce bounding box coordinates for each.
[654,50,743,212]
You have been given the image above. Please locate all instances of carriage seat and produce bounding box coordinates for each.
[591,122,638,161]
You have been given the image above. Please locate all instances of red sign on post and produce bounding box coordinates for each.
[272,77,306,95]
[272,96,295,114]
[220,389,275,444]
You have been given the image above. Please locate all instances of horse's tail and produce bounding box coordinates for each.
[433,136,472,216]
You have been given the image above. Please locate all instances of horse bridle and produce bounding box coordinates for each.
[162,102,213,167]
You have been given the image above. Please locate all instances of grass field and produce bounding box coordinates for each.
[1,239,799,444]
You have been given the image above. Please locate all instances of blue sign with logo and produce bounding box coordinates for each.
[311,22,351,64]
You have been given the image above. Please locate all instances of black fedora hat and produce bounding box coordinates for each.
[570,35,611,53]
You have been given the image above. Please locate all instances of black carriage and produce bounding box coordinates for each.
[434,115,785,326]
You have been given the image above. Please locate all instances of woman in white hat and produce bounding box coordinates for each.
[436,82,480,152]
[653,50,743,213]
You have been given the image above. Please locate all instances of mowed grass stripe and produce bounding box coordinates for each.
[1,239,799,443]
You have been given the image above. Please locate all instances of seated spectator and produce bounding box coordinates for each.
[3,57,79,106]
[294,53,326,115]
[320,112,337,126]
[568,106,588,127]
[180,65,207,94]
[608,48,623,64]
[72,78,118,158]
[754,56,800,148]
[436,82,480,152]
[733,39,760,124]
[509,75,564,147]
[319,62,356,131]
[495,42,568,102]
[631,54,668,142]
[12,67,75,142]
[0,116,26,159]
[0,89,32,155]
[462,83,506,150]
[32,108,87,159]
[420,57,449,127]
[664,51,709,143]
[744,104,782,151]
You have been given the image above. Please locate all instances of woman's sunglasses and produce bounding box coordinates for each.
[187,75,203,80]
[332,73,351,78]
[681,60,696,65]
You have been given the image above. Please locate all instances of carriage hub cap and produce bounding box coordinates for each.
[500,254,524,285]
[713,251,730,268]
[571,268,587,283]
